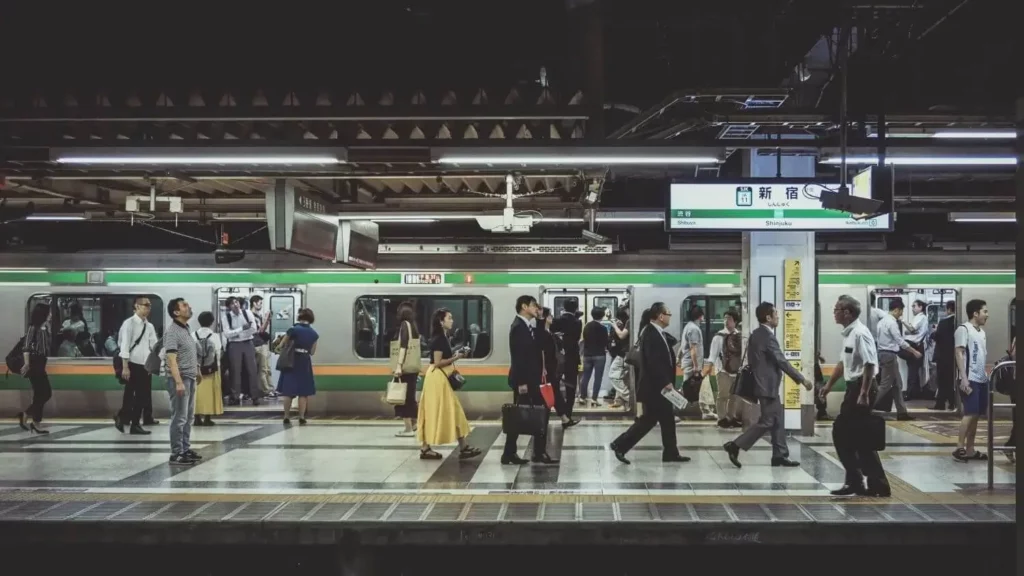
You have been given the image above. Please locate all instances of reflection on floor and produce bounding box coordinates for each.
[0,415,1014,504]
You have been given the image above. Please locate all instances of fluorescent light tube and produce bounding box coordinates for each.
[55,156,343,165]
[820,156,1017,166]
[24,214,87,221]
[437,156,721,165]
[948,212,1016,223]
[597,216,664,223]
[932,131,1016,139]
[371,218,439,224]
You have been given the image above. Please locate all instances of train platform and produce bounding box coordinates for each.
[0,417,1014,551]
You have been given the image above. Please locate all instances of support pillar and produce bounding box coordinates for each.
[741,148,818,435]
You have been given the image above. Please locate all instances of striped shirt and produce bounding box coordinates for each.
[24,325,51,356]
[164,320,199,380]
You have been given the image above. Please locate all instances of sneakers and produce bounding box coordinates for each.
[184,449,203,460]
[169,453,197,466]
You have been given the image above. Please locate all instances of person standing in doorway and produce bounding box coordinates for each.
[555,299,583,419]
[391,302,421,437]
[821,295,890,497]
[16,302,53,434]
[193,311,224,426]
[903,300,929,399]
[221,297,262,406]
[723,302,809,468]
[250,296,276,398]
[953,299,991,462]
[610,303,689,465]
[502,295,557,465]
[606,307,632,411]
[277,308,319,425]
[164,298,203,466]
[114,296,158,435]
[580,307,609,407]
[536,306,581,429]
[875,298,918,420]
[931,300,959,411]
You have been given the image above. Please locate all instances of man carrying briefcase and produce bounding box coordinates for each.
[502,295,558,465]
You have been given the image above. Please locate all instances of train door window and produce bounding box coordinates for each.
[682,294,742,356]
[592,297,618,318]
[26,293,164,359]
[354,295,493,360]
[269,295,299,340]
[215,287,303,339]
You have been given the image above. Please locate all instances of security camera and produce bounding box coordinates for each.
[214,249,246,264]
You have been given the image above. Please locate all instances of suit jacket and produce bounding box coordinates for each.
[932,316,956,366]
[748,325,803,399]
[636,324,676,402]
[508,317,543,391]
[555,312,583,365]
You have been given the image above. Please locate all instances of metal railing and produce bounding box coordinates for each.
[986,360,1015,489]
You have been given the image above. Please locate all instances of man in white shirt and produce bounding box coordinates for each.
[953,299,990,462]
[821,294,890,497]
[903,300,929,399]
[222,297,262,406]
[875,298,920,420]
[705,308,744,429]
[114,296,159,435]
[249,295,275,397]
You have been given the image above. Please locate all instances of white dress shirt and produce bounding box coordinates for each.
[876,314,911,353]
[221,309,256,344]
[903,312,929,345]
[118,313,158,365]
[840,319,878,381]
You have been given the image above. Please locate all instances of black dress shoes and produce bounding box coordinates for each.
[129,425,151,435]
[662,454,691,463]
[723,441,742,468]
[531,453,559,464]
[610,444,630,465]
[501,454,528,465]
[113,414,125,433]
[771,457,801,467]
[830,483,867,497]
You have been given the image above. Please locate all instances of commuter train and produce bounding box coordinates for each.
[0,251,1014,418]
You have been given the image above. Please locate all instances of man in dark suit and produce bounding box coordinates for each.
[555,298,583,417]
[502,295,558,465]
[609,302,689,465]
[724,302,809,468]
[931,300,958,410]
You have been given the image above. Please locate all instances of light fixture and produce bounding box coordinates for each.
[820,156,1017,166]
[337,214,468,222]
[56,156,342,165]
[866,127,1017,139]
[948,212,1016,223]
[933,130,1017,139]
[597,216,664,223]
[24,214,88,221]
[371,218,439,224]
[211,213,266,221]
[437,156,720,165]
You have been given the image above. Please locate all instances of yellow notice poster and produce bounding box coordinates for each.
[783,259,802,301]
[784,360,802,409]
[784,310,802,352]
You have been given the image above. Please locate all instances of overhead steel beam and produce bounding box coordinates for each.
[0,107,590,122]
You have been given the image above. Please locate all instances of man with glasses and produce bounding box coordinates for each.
[610,302,689,465]
[113,296,158,435]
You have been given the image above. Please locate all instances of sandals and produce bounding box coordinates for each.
[458,446,481,460]
[953,448,988,462]
[420,448,442,460]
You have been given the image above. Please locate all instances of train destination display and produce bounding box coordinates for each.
[667,181,892,231]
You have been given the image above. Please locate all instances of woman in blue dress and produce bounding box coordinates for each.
[276,308,319,425]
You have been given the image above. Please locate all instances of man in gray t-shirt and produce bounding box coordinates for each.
[164,298,202,466]
[679,307,705,380]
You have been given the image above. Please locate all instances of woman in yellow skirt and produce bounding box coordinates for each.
[193,311,224,426]
[416,308,481,460]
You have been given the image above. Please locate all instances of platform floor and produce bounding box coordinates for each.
[0,416,1015,547]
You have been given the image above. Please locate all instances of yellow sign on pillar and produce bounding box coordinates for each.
[784,259,802,301]
[784,310,802,352]
[784,360,802,409]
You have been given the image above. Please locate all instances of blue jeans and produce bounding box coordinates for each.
[167,376,197,455]
[581,355,607,401]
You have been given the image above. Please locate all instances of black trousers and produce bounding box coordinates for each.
[26,356,51,423]
[832,386,888,489]
[393,372,418,419]
[119,362,152,426]
[934,360,956,408]
[503,387,548,458]
[611,395,679,457]
[560,364,579,419]
[905,342,925,398]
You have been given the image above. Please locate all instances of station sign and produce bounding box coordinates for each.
[403,273,445,285]
[338,221,379,270]
[666,181,892,231]
[266,181,338,261]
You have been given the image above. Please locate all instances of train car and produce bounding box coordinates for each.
[0,252,1014,419]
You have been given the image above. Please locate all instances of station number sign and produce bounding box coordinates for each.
[403,273,444,285]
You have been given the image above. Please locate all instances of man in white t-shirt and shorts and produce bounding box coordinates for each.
[953,299,989,463]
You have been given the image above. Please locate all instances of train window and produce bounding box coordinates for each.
[26,293,164,359]
[269,295,298,339]
[593,297,618,316]
[682,294,742,357]
[354,295,493,360]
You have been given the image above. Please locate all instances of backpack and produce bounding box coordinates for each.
[990,355,1015,396]
[720,332,742,374]
[144,337,163,375]
[113,323,148,383]
[195,331,219,376]
[5,337,25,376]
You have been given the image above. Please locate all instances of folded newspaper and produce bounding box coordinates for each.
[661,386,689,410]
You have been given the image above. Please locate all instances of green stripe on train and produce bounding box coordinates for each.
[0,270,1013,286]
[0,374,850,394]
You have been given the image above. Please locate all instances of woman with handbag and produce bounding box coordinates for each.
[16,302,53,434]
[416,308,480,460]
[275,308,319,425]
[390,303,421,437]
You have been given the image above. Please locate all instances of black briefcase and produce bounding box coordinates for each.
[501,403,549,437]
[732,366,757,400]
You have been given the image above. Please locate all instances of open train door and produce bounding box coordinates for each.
[214,286,305,413]
[539,286,632,416]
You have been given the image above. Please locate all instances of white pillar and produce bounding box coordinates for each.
[742,147,818,434]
